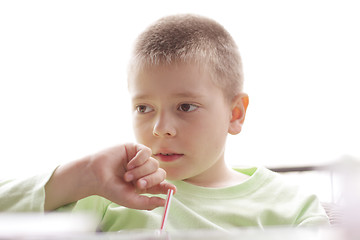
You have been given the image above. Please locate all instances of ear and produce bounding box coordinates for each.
[228,93,249,135]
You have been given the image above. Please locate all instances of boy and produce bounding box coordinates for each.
[0,14,329,231]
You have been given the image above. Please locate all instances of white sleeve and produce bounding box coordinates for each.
[0,168,57,212]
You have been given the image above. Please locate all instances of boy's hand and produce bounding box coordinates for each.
[45,143,176,211]
[88,144,175,210]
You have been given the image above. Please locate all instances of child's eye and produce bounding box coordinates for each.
[178,104,198,112]
[136,105,154,113]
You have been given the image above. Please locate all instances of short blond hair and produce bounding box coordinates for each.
[128,14,244,101]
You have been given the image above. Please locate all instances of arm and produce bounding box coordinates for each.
[44,143,175,211]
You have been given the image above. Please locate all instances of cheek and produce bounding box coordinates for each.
[195,112,229,134]
[132,118,151,142]
[193,115,229,146]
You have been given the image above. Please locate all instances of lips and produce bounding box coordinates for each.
[154,152,184,162]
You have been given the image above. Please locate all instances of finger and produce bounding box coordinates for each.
[124,157,159,183]
[134,167,165,190]
[146,181,177,195]
[127,146,152,170]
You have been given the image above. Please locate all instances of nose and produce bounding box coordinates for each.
[153,112,176,137]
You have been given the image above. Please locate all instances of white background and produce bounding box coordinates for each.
[0,0,359,178]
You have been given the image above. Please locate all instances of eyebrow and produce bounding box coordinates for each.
[132,92,204,100]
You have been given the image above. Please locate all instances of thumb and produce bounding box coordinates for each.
[122,193,166,210]
[146,181,177,195]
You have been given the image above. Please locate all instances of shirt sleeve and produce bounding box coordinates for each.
[0,168,57,212]
[294,194,330,227]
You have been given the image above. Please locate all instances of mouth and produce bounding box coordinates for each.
[154,153,184,162]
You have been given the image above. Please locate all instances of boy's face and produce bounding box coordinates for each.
[128,64,233,184]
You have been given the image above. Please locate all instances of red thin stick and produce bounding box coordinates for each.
[160,189,174,231]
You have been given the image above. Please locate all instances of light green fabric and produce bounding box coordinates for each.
[0,166,329,232]
[73,166,329,231]
[0,171,53,212]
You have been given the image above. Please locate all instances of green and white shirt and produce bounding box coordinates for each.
[0,166,329,232]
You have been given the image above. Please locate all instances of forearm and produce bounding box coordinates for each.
[44,156,95,211]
